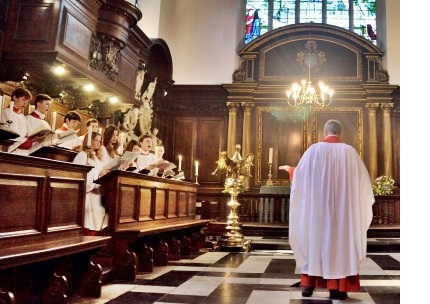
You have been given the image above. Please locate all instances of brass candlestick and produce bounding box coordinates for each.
[86,146,92,166]
[266,162,274,186]
[195,173,199,184]
[212,144,254,252]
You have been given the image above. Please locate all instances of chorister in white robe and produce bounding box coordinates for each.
[289,141,374,279]
[56,123,81,150]
[136,152,159,176]
[1,107,32,155]
[73,151,109,231]
[26,110,52,153]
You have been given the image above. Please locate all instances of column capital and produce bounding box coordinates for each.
[365,102,380,115]
[380,103,394,114]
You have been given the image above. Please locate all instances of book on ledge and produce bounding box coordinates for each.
[56,129,79,143]
[103,156,121,171]
[120,151,140,166]
[0,127,20,141]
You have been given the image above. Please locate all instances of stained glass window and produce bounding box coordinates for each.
[245,0,376,44]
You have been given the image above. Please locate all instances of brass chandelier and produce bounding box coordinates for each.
[286,40,334,108]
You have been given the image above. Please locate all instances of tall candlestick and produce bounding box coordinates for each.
[119,133,124,155]
[51,112,57,131]
[87,128,92,147]
[269,147,273,163]
[178,155,182,171]
[0,95,3,118]
[195,160,199,175]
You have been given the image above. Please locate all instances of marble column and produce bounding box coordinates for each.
[381,103,394,177]
[226,102,240,157]
[365,103,379,182]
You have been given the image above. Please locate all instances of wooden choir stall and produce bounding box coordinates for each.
[0,151,111,304]
[93,170,210,281]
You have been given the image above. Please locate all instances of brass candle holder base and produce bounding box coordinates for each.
[218,193,252,252]
[212,144,254,252]
[195,174,199,184]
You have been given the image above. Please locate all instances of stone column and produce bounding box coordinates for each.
[365,103,379,181]
[381,103,394,177]
[241,102,254,190]
[226,102,240,157]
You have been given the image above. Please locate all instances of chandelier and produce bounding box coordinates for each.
[286,40,334,108]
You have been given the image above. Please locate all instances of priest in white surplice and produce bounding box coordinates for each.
[281,119,374,300]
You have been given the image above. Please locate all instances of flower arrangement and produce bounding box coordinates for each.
[372,175,396,195]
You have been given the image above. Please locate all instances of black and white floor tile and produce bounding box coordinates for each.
[68,238,400,304]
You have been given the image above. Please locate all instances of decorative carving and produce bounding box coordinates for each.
[89,34,123,81]
[375,59,389,83]
[297,41,326,75]
[232,59,246,83]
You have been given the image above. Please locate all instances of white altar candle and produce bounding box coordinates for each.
[269,147,273,163]
[51,112,57,131]
[87,128,92,147]
[178,155,182,171]
[0,95,3,118]
[119,133,124,155]
[195,160,199,175]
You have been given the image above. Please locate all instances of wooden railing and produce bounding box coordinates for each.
[198,192,400,228]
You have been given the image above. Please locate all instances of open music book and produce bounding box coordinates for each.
[103,151,141,171]
[27,124,53,138]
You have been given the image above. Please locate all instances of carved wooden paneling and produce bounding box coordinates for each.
[0,152,91,247]
[139,187,152,220]
[173,118,197,181]
[0,174,42,233]
[188,191,196,216]
[4,1,60,51]
[119,184,136,223]
[60,8,93,60]
[198,117,227,183]
[178,191,187,217]
[154,189,166,219]
[48,178,85,230]
[94,171,198,232]
[168,190,178,218]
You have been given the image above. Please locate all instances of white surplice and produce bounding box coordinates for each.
[289,142,374,279]
[1,107,32,155]
[73,152,108,231]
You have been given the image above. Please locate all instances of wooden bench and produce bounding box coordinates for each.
[0,236,110,304]
[0,152,111,303]
[94,170,210,280]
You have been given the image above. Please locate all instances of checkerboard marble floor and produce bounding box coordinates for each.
[68,238,400,304]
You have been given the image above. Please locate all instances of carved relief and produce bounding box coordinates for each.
[297,41,326,75]
[89,34,123,81]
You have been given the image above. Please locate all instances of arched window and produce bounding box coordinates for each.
[245,0,376,44]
